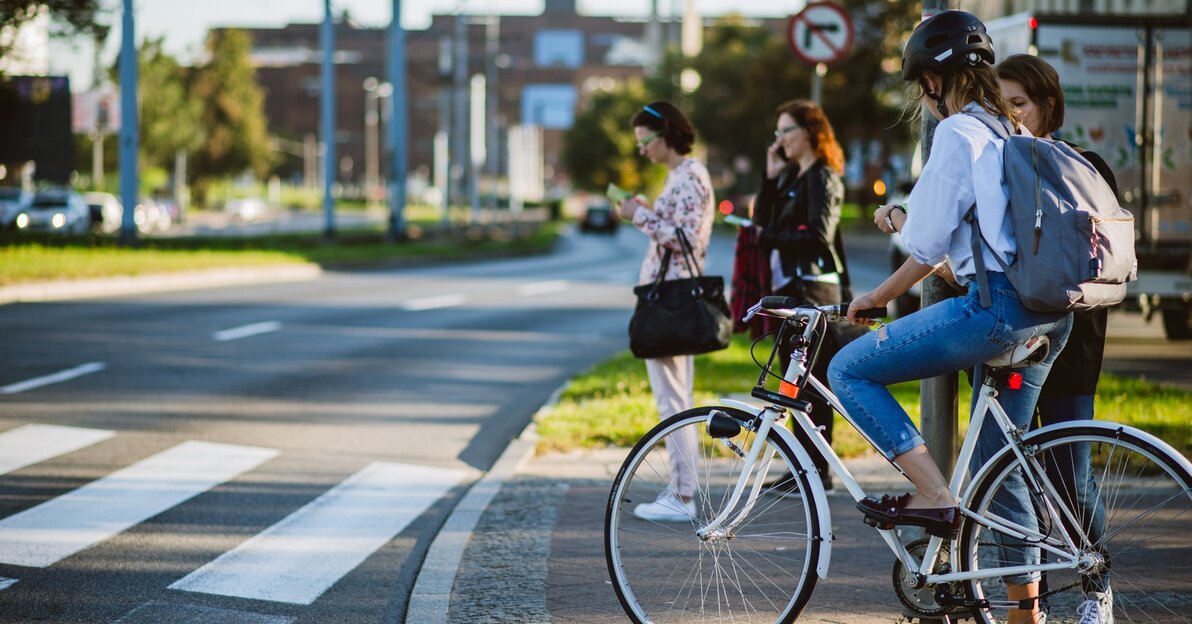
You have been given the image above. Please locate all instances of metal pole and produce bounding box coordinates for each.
[919,0,958,478]
[118,0,138,245]
[811,63,826,105]
[321,0,336,240]
[364,77,379,208]
[387,0,408,241]
[452,12,469,225]
[485,16,499,214]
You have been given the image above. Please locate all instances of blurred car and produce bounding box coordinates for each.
[83,192,123,233]
[579,199,618,234]
[16,189,90,235]
[0,186,32,229]
[135,198,172,233]
[224,197,267,223]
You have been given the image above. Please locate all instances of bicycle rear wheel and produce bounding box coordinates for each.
[959,425,1192,624]
[604,406,821,624]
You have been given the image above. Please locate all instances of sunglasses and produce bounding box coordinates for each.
[774,125,801,138]
[636,130,662,150]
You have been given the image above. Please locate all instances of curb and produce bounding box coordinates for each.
[0,264,323,305]
[403,382,567,624]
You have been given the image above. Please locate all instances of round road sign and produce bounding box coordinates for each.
[787,1,854,66]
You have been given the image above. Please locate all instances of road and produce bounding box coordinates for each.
[0,225,730,623]
[0,226,1185,624]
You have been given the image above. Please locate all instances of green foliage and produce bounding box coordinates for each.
[561,80,666,195]
[138,38,205,172]
[0,1,107,63]
[189,29,276,200]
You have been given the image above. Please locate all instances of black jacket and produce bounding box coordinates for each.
[754,161,846,282]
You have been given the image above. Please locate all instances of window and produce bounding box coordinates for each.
[521,85,578,129]
[534,30,584,68]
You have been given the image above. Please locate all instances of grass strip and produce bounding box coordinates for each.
[535,333,1191,459]
[0,222,558,286]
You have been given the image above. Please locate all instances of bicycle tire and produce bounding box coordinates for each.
[604,406,821,624]
[958,424,1192,623]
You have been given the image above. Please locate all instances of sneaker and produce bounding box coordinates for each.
[632,491,695,522]
[1077,589,1114,624]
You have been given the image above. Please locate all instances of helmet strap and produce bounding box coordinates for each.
[920,75,949,117]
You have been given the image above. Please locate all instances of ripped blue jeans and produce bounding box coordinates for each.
[828,272,1071,583]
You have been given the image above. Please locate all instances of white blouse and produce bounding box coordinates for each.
[901,103,1021,285]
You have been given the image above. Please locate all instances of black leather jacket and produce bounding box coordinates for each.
[754,161,846,281]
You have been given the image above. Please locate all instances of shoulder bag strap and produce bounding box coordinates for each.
[674,229,702,278]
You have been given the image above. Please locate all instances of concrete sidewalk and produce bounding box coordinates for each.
[425,443,937,624]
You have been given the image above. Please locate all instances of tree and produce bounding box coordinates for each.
[188,29,275,199]
[137,38,204,173]
[562,80,666,195]
[0,1,107,64]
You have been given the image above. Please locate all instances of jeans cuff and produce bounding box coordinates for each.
[887,436,926,461]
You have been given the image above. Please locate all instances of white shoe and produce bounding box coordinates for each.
[1076,588,1114,624]
[632,491,695,522]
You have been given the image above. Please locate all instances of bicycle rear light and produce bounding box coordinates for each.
[1007,372,1023,390]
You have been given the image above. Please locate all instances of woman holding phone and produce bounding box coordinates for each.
[752,99,851,493]
[616,100,717,522]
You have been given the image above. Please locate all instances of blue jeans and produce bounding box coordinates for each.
[829,272,1072,582]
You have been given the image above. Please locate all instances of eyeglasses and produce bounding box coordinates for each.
[774,125,801,139]
[636,130,662,150]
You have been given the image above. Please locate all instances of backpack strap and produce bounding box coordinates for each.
[964,204,1014,309]
[963,108,1014,140]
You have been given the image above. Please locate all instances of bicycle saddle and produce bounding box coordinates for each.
[984,335,1050,369]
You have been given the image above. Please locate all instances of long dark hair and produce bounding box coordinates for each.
[630,101,695,155]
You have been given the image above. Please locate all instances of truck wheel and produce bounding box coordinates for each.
[1161,305,1192,341]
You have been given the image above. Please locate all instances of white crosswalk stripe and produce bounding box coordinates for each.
[0,440,278,568]
[0,424,114,476]
[171,461,467,604]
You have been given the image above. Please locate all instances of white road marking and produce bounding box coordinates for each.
[0,577,16,591]
[402,294,466,311]
[517,280,570,296]
[0,362,106,395]
[171,462,467,605]
[213,321,282,342]
[0,424,115,475]
[0,441,278,568]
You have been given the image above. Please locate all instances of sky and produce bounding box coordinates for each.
[46,0,804,92]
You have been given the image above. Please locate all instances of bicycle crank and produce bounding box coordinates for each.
[892,537,963,618]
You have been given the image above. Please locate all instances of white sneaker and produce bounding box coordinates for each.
[1076,589,1114,624]
[632,491,695,522]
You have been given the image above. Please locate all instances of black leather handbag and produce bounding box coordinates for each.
[628,230,733,359]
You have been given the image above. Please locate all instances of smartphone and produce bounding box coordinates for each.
[724,214,753,228]
[774,146,788,161]
[606,183,632,205]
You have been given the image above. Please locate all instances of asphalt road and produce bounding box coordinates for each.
[0,225,1185,624]
[0,225,729,624]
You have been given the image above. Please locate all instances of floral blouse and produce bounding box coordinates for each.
[633,158,716,285]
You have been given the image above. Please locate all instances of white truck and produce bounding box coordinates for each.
[988,12,1192,339]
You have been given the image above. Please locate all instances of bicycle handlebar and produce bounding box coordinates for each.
[756,297,887,320]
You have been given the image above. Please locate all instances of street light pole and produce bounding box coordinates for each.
[321,0,336,240]
[364,77,380,208]
[387,0,408,241]
[118,0,139,246]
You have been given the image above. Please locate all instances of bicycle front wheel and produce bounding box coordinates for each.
[604,406,821,624]
[959,425,1192,624]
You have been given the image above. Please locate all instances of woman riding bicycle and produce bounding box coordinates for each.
[827,11,1072,624]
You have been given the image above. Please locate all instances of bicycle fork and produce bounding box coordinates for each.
[695,407,783,540]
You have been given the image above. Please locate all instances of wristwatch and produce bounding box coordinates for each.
[884,204,907,232]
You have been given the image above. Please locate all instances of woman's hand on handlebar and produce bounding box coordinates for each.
[846,292,887,325]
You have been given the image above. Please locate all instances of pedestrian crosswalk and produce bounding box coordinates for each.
[0,423,469,609]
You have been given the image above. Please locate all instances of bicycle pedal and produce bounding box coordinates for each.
[862,515,895,531]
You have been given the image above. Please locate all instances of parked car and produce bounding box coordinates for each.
[0,186,32,229]
[16,189,90,235]
[83,192,123,233]
[579,199,618,234]
[135,197,172,233]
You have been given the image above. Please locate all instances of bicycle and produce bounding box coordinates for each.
[604,298,1192,623]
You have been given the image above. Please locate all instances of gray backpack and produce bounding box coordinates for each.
[964,110,1136,312]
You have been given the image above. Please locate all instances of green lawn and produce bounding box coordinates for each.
[535,333,1192,459]
[0,222,558,286]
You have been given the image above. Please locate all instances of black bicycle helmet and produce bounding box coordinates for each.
[901,10,995,81]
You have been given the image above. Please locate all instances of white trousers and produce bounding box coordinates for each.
[645,355,696,498]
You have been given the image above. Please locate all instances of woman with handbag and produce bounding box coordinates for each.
[752,99,850,493]
[617,101,717,522]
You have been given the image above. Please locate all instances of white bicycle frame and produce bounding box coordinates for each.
[695,306,1092,598]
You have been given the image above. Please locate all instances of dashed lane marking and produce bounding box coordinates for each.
[213,321,283,342]
[0,362,106,395]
